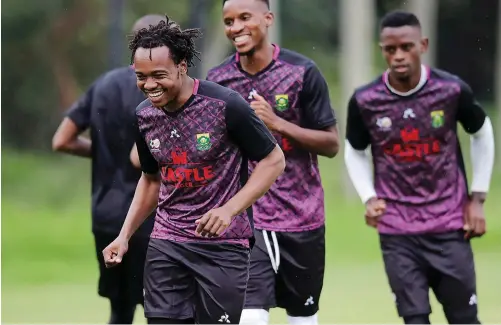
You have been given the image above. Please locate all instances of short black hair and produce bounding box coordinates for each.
[380,10,421,31]
[128,15,202,67]
[222,0,270,9]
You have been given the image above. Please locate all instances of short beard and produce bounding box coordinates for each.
[238,47,256,57]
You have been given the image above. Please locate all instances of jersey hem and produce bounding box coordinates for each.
[255,222,324,233]
[377,226,464,235]
[150,233,250,248]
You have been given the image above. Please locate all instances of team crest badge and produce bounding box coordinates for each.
[275,94,289,112]
[196,133,211,151]
[430,110,444,128]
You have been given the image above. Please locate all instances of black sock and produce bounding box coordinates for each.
[148,317,194,324]
[404,314,431,324]
[109,299,136,324]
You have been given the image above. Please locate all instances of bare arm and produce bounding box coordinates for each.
[224,145,285,216]
[277,122,339,158]
[52,117,92,157]
[118,173,160,240]
[130,144,141,168]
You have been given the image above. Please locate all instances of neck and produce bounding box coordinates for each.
[388,67,422,93]
[164,76,194,112]
[239,43,275,75]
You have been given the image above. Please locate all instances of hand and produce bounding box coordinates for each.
[102,236,129,268]
[463,199,486,239]
[365,197,386,228]
[195,206,233,238]
[250,93,282,131]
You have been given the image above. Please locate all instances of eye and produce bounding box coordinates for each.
[241,14,251,21]
[224,19,233,26]
[136,75,146,81]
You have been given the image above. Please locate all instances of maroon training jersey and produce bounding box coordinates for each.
[135,79,277,246]
[207,45,337,232]
[346,66,487,235]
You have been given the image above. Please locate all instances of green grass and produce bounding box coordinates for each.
[2,146,501,324]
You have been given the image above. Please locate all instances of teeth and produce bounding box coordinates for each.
[234,35,250,43]
[148,91,164,98]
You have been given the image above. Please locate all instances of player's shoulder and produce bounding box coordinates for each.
[206,54,237,81]
[351,74,386,101]
[429,67,470,89]
[197,79,238,100]
[98,66,135,87]
[135,98,153,113]
[277,47,313,66]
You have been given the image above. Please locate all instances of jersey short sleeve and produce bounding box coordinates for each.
[134,114,159,175]
[225,92,277,161]
[299,62,337,130]
[456,79,487,134]
[346,94,371,150]
[66,83,95,130]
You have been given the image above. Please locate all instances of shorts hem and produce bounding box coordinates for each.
[243,304,277,310]
[284,308,320,318]
[144,312,193,319]
[255,223,324,233]
[398,309,432,317]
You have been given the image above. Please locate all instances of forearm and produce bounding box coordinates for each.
[54,136,92,158]
[119,174,160,240]
[223,145,285,216]
[276,119,339,157]
[344,140,376,204]
[469,116,495,202]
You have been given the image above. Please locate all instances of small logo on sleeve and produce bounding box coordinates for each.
[376,117,392,131]
[430,110,444,128]
[149,139,161,152]
[196,133,211,151]
[275,94,289,111]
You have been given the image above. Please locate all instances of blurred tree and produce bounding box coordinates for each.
[340,0,376,197]
[406,0,438,66]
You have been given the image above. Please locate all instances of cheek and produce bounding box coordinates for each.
[136,80,145,89]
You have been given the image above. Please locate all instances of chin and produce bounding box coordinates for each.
[237,46,255,56]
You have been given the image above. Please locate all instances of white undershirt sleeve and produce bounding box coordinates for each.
[469,116,495,193]
[344,140,377,204]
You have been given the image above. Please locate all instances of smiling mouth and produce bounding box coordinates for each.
[147,90,165,98]
[233,35,251,45]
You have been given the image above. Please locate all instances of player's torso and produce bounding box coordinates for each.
[358,78,467,233]
[136,95,252,243]
[210,57,325,232]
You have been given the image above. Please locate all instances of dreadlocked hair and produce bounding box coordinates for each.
[128,15,202,67]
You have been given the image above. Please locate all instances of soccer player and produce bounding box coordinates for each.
[101,16,285,325]
[207,1,339,324]
[344,11,495,325]
[52,14,166,324]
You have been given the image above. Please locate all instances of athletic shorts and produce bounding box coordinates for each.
[244,226,325,317]
[94,231,149,305]
[143,238,250,324]
[380,230,479,323]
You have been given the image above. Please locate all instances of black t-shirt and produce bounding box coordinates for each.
[66,66,154,236]
[134,79,277,245]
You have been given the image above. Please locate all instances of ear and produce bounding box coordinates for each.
[420,37,429,54]
[179,61,188,75]
[264,11,274,28]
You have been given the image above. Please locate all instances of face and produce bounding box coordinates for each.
[223,0,273,55]
[134,46,187,107]
[380,26,428,81]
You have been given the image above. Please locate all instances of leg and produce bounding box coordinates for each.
[143,239,196,321]
[241,230,278,325]
[93,232,138,324]
[379,234,431,324]
[424,231,480,324]
[273,227,325,325]
[147,317,194,324]
[182,242,251,324]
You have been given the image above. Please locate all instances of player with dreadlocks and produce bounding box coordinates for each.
[102,16,285,325]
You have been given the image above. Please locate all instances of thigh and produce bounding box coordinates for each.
[183,242,250,324]
[143,239,195,320]
[94,232,122,300]
[423,231,479,323]
[275,226,325,317]
[379,234,431,317]
[121,235,150,305]
[244,229,277,309]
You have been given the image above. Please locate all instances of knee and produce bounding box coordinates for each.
[240,309,269,325]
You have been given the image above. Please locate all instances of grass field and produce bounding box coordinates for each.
[2,144,501,324]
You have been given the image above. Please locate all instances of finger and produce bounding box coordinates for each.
[195,214,210,235]
[252,93,266,102]
[215,221,229,236]
[201,215,218,237]
[207,219,222,237]
[472,217,486,237]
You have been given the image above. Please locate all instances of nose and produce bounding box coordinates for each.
[394,49,406,62]
[144,77,158,90]
[230,20,244,35]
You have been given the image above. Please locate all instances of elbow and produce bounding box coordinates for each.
[270,144,286,176]
[51,135,69,152]
[323,135,340,158]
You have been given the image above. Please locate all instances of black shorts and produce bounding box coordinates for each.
[380,230,479,322]
[143,238,250,324]
[94,231,149,305]
[244,226,325,317]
